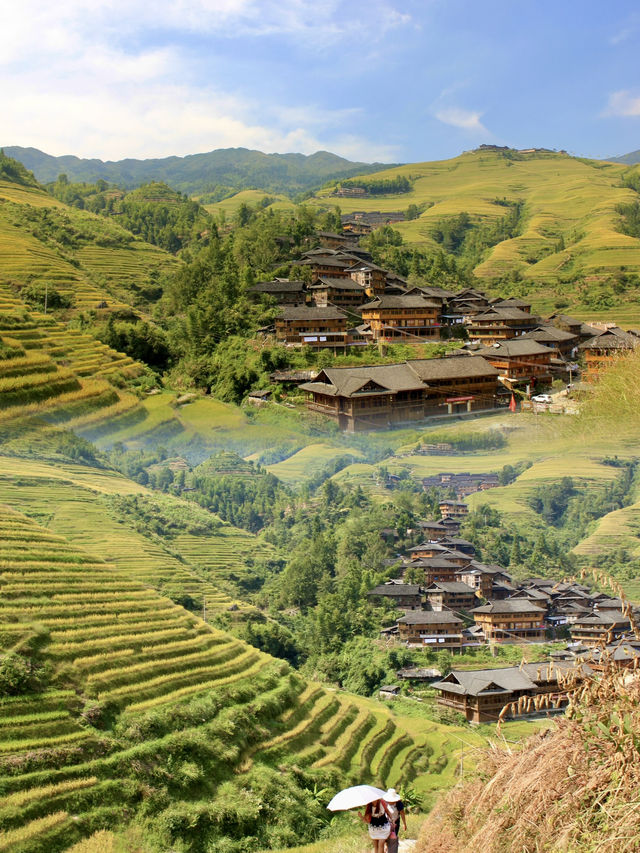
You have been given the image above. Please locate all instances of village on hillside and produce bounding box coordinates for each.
[248,226,639,430]
[366,494,640,725]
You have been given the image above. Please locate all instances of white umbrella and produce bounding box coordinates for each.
[327,784,388,812]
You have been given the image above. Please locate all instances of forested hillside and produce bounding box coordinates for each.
[4,147,395,197]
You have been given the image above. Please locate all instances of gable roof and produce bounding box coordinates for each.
[276,306,347,321]
[397,610,463,625]
[407,357,499,381]
[309,276,364,291]
[520,325,577,342]
[471,600,546,615]
[367,584,422,597]
[249,279,306,294]
[474,340,554,358]
[432,660,586,697]
[300,364,426,398]
[425,581,478,594]
[472,307,535,321]
[360,295,440,310]
[299,356,499,399]
[579,326,640,350]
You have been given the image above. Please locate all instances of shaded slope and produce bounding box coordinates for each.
[0,506,457,852]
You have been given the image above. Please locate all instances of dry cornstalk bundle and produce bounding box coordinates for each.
[416,566,640,852]
[417,662,640,852]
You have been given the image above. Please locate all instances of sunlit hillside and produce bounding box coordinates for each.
[0,178,179,312]
[0,504,526,852]
[311,149,640,292]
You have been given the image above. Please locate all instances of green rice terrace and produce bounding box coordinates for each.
[0,177,178,313]
[0,505,528,852]
[310,148,640,322]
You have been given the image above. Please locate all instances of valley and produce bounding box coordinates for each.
[0,146,640,852]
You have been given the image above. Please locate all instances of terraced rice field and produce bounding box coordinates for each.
[266,443,364,485]
[309,150,640,285]
[0,506,501,852]
[0,179,177,313]
[0,291,148,444]
[0,455,271,612]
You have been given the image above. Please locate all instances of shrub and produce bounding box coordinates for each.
[0,653,33,696]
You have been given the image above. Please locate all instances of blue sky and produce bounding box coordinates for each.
[3,0,640,163]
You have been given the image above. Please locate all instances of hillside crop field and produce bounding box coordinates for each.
[0,504,543,852]
[0,179,178,312]
[311,150,640,302]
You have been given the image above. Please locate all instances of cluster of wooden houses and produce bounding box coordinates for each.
[251,230,639,429]
[368,500,640,722]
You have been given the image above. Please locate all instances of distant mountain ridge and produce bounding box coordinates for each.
[2,146,397,196]
[609,149,640,165]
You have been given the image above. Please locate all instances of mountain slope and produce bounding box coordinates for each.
[4,147,397,196]
[608,149,640,165]
[0,504,479,852]
[313,148,640,288]
[0,175,179,311]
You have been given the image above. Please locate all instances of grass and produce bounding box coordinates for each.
[266,443,364,484]
[200,189,297,217]
[309,149,640,289]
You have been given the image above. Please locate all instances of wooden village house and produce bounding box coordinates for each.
[366,582,423,610]
[308,276,366,309]
[467,307,539,344]
[275,306,349,348]
[247,279,307,304]
[471,341,553,389]
[299,358,500,431]
[359,294,441,342]
[396,610,464,650]
[471,600,547,643]
[432,661,585,723]
[425,581,478,612]
[579,327,639,381]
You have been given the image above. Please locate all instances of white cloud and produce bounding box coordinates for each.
[605,90,640,118]
[4,72,397,161]
[435,107,488,134]
[1,0,407,160]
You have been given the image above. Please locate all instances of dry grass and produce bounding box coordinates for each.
[415,569,640,853]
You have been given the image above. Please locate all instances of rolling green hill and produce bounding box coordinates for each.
[0,503,517,852]
[0,176,179,311]
[4,147,396,197]
[312,148,640,300]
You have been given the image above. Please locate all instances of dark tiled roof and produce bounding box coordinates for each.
[472,307,535,321]
[579,327,640,350]
[432,660,587,697]
[360,295,440,310]
[309,276,364,291]
[425,582,477,594]
[475,340,554,358]
[490,298,532,308]
[368,584,422,597]
[521,325,577,342]
[277,306,347,321]
[249,279,306,293]
[472,600,546,615]
[300,363,425,397]
[397,610,463,625]
[408,356,499,381]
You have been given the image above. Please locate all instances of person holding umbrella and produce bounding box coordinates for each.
[326,785,393,853]
[359,797,394,852]
[384,788,407,853]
